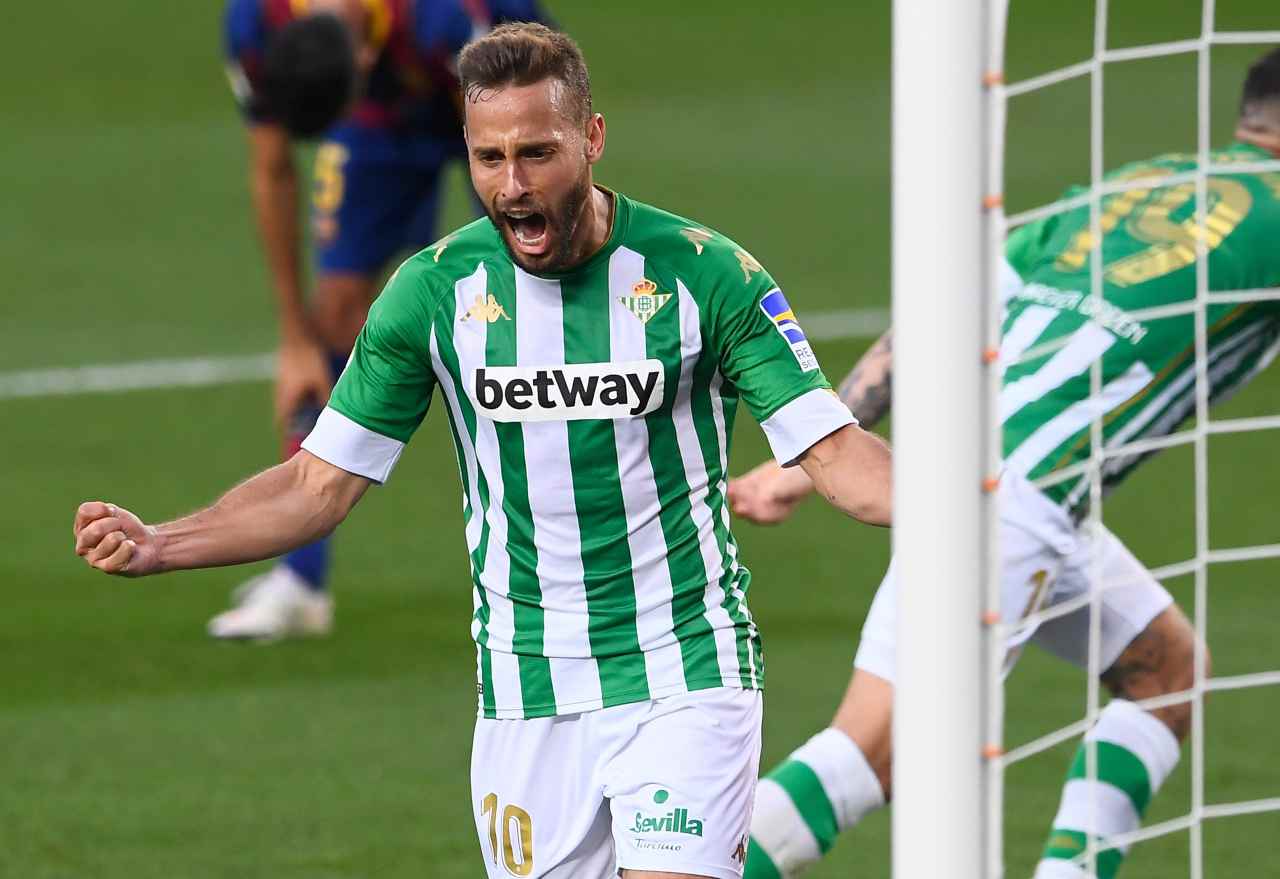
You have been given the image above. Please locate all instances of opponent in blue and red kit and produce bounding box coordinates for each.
[213,0,549,639]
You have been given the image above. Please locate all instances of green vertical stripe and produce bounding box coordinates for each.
[719,396,764,685]
[642,264,722,691]
[1041,829,1124,879]
[769,760,840,853]
[434,306,497,717]
[1066,740,1152,815]
[692,353,758,688]
[561,272,649,706]
[486,266,555,714]
[744,838,783,879]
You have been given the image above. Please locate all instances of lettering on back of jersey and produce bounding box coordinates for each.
[471,361,665,422]
[760,288,819,372]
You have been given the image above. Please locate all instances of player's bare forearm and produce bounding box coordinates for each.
[836,328,893,428]
[248,124,309,340]
[798,424,892,526]
[73,452,370,577]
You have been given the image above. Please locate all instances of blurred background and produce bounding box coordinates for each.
[2,0,1278,876]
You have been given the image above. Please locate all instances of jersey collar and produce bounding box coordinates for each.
[521,187,631,282]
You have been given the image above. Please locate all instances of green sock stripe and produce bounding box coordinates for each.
[744,837,783,879]
[1066,740,1152,815]
[1042,828,1125,879]
[768,760,839,853]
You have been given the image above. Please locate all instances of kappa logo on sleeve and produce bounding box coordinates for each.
[760,288,819,372]
[471,360,665,423]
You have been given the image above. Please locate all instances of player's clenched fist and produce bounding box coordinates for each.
[73,502,160,576]
[728,460,816,526]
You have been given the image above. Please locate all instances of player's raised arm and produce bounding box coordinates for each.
[72,452,371,577]
[729,327,894,525]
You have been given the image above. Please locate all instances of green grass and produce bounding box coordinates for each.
[3,1,1280,877]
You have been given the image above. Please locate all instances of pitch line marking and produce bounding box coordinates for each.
[0,308,889,401]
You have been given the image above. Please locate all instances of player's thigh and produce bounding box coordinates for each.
[606,688,762,879]
[1031,524,1173,671]
[470,714,615,879]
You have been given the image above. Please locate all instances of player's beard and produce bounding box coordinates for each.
[489,174,592,275]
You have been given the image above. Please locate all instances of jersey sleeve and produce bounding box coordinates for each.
[301,266,438,483]
[223,0,273,124]
[708,254,855,466]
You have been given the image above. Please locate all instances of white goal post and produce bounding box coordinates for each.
[892,1,1280,878]
[891,0,996,877]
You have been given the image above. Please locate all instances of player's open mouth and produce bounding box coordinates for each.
[504,210,549,256]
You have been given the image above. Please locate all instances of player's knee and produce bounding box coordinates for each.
[1103,606,1202,741]
[312,273,377,350]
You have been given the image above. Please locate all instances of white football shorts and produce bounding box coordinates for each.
[470,686,762,879]
[855,471,1173,681]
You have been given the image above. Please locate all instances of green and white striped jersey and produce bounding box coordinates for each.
[1001,142,1280,516]
[302,190,853,719]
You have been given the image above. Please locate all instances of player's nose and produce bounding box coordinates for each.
[499,162,530,202]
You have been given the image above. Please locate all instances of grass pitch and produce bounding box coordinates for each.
[3,1,1278,876]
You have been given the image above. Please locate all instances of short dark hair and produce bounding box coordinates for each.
[259,14,357,139]
[1240,47,1280,130]
[458,23,592,124]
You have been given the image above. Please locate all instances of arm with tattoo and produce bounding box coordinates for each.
[836,328,893,429]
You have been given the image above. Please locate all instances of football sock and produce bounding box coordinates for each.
[1034,699,1181,879]
[746,728,885,878]
[279,350,349,593]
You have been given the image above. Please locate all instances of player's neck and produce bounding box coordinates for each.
[566,184,615,269]
[1234,126,1280,157]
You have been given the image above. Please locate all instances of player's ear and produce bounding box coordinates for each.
[585,112,605,165]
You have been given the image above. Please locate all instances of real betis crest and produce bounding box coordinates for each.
[619,279,673,324]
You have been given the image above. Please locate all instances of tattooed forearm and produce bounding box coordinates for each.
[836,329,893,428]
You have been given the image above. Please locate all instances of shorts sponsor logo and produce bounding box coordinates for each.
[472,361,664,423]
[731,834,747,864]
[633,839,684,853]
[630,790,705,838]
[760,288,819,372]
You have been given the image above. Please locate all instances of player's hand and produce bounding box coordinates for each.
[73,502,161,576]
[728,460,816,525]
[275,336,333,425]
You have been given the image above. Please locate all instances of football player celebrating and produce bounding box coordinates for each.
[213,0,549,640]
[730,47,1280,879]
[74,24,892,879]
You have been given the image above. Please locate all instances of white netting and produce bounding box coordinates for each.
[980,2,1280,876]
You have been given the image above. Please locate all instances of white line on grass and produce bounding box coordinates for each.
[0,307,889,401]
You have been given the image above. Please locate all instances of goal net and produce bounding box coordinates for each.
[892,2,1280,876]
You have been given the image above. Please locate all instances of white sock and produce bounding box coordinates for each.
[1034,700,1181,879]
[747,727,885,877]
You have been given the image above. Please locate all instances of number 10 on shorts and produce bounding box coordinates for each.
[481,792,534,877]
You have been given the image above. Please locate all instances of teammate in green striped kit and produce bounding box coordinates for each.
[729,48,1280,879]
[71,23,893,879]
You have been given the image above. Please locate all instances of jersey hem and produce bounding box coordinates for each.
[479,676,763,720]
